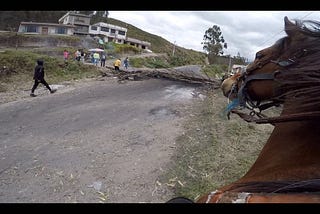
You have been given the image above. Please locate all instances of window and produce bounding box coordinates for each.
[75,26,89,33]
[110,29,116,34]
[91,26,97,31]
[26,25,37,33]
[118,30,125,36]
[101,27,109,32]
[56,27,66,34]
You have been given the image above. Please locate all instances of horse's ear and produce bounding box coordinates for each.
[284,16,298,37]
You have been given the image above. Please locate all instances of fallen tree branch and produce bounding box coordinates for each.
[104,65,222,88]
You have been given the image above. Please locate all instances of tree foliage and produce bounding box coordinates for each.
[233,52,248,64]
[202,25,227,56]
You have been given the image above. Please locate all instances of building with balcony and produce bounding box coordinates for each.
[58,11,91,35]
[18,11,152,51]
[89,22,127,44]
[124,37,151,50]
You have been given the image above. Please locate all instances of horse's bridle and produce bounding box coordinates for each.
[226,61,281,122]
[227,48,320,124]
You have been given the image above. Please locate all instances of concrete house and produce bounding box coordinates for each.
[58,11,91,35]
[89,22,127,44]
[17,11,152,51]
[18,22,75,35]
[124,37,151,50]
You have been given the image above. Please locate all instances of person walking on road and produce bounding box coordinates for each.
[30,59,57,97]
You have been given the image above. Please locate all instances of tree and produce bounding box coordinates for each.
[233,52,248,65]
[202,25,227,56]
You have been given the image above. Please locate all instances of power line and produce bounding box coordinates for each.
[256,12,314,49]
[297,12,314,20]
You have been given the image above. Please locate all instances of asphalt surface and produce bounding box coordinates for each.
[0,77,204,203]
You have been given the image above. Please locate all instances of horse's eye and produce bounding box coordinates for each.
[255,53,263,60]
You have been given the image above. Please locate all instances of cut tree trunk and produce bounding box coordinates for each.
[104,65,222,88]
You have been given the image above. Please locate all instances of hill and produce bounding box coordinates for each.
[0,11,207,65]
[0,11,229,95]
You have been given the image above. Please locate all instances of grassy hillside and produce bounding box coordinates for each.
[0,49,100,93]
[0,11,224,94]
[0,11,67,31]
[105,18,205,60]
[0,11,207,65]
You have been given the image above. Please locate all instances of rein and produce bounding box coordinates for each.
[231,109,320,124]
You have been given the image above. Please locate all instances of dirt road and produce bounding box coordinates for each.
[0,77,205,203]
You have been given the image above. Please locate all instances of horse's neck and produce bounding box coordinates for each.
[239,108,320,183]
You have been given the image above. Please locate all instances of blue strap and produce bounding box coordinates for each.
[226,98,240,113]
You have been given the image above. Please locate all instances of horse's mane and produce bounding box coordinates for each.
[272,19,320,112]
[227,179,320,193]
[294,19,320,37]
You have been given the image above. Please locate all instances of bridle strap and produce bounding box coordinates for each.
[227,48,310,124]
[231,110,320,124]
[237,72,278,108]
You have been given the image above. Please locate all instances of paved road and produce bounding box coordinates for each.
[0,78,204,203]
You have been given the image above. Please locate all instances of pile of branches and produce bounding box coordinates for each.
[104,65,222,88]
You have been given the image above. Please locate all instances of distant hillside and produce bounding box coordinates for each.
[0,11,206,64]
[0,11,66,30]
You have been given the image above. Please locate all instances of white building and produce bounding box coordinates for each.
[89,22,127,44]
[18,22,75,36]
[231,64,246,74]
[58,11,91,35]
[18,11,152,51]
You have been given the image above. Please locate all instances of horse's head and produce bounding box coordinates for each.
[222,16,320,118]
[194,16,320,204]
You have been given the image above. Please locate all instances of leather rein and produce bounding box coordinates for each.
[227,48,320,124]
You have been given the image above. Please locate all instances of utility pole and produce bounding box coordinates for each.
[227,55,232,74]
[172,41,176,57]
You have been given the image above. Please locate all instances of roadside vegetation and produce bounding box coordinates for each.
[0,35,226,93]
[159,89,275,201]
[0,49,100,92]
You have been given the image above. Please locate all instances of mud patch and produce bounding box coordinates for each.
[149,106,180,119]
[164,85,195,100]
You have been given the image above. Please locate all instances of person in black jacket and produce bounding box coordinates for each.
[30,59,57,97]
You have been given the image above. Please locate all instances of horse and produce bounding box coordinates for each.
[169,16,320,203]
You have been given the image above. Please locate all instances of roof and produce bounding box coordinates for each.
[232,64,246,69]
[20,22,76,28]
[58,11,91,22]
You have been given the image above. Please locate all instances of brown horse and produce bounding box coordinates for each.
[195,16,320,203]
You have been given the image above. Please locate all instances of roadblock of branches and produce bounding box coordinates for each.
[103,65,221,88]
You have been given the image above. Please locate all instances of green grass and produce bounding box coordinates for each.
[0,49,100,92]
[159,89,273,201]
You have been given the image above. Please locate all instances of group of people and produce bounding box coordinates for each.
[91,52,107,67]
[63,49,86,63]
[114,57,129,71]
[64,49,130,70]
[30,49,131,97]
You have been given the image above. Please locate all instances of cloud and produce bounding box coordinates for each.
[109,11,319,61]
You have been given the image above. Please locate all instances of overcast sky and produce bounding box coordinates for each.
[109,11,319,61]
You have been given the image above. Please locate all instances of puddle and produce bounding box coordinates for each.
[50,84,66,90]
[164,85,195,100]
[149,106,180,118]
